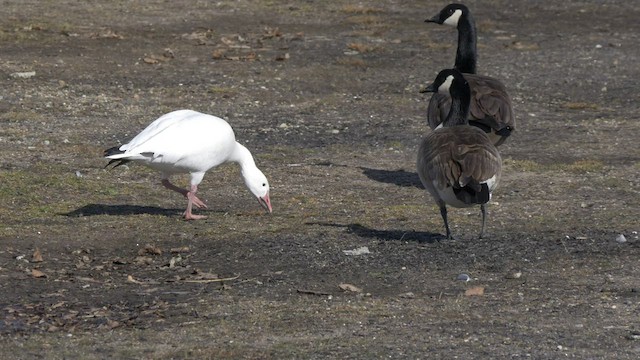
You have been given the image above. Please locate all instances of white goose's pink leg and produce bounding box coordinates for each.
[161,179,208,220]
[183,184,207,220]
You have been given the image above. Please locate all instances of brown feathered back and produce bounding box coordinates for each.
[427,73,514,146]
[417,125,501,195]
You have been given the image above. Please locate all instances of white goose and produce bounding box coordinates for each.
[104,110,272,220]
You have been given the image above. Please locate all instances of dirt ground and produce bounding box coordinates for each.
[1,0,639,358]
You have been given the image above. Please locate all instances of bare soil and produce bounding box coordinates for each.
[1,0,639,358]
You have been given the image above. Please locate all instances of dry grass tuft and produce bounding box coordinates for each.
[347,43,378,53]
[346,15,383,26]
[562,102,599,110]
[562,159,604,174]
[341,5,384,14]
[336,57,367,68]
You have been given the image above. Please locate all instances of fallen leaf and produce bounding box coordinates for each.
[183,275,239,283]
[465,286,485,296]
[212,49,226,59]
[508,41,539,50]
[170,246,190,253]
[127,275,142,284]
[138,244,162,256]
[263,26,282,39]
[297,289,332,296]
[47,325,59,332]
[90,29,124,39]
[51,302,66,309]
[220,36,237,46]
[107,319,121,329]
[133,256,153,265]
[32,269,47,278]
[32,248,43,263]
[338,283,362,293]
[143,57,159,64]
[168,255,182,268]
[191,269,219,280]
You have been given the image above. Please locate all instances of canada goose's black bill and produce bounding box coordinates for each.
[425,15,441,24]
[420,83,437,93]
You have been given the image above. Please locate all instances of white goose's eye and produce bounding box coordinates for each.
[262,183,266,187]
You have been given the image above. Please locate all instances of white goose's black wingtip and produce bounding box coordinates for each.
[103,146,128,169]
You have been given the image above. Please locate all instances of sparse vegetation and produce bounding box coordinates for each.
[0,1,638,359]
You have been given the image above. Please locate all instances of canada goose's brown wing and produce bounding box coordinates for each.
[418,126,501,192]
[452,129,502,187]
[464,73,515,132]
[426,74,515,146]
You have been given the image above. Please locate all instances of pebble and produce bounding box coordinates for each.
[343,246,370,256]
[505,271,522,279]
[456,273,471,282]
[10,71,36,79]
[615,234,627,243]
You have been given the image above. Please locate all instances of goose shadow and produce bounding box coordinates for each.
[62,204,184,217]
[359,167,424,189]
[308,222,443,244]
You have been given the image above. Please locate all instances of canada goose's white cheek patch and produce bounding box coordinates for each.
[438,75,455,93]
[444,9,462,26]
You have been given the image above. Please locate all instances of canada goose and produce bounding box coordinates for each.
[417,69,502,239]
[104,110,272,220]
[426,3,515,146]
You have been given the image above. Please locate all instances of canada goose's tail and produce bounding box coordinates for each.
[453,182,490,205]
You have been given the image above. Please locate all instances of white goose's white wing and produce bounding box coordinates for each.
[115,110,237,174]
[121,110,200,151]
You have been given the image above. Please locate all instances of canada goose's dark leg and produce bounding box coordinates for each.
[479,203,487,239]
[438,200,453,240]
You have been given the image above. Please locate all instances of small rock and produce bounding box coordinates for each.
[278,123,289,129]
[505,271,522,279]
[10,71,36,79]
[457,273,471,282]
[330,129,340,134]
[343,246,370,256]
[615,234,627,243]
[75,171,83,178]
[398,292,415,299]
[338,283,362,293]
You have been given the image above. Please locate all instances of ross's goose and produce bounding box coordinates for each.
[104,110,272,220]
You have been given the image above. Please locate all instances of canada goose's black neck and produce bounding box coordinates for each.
[454,12,477,74]
[443,78,471,127]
